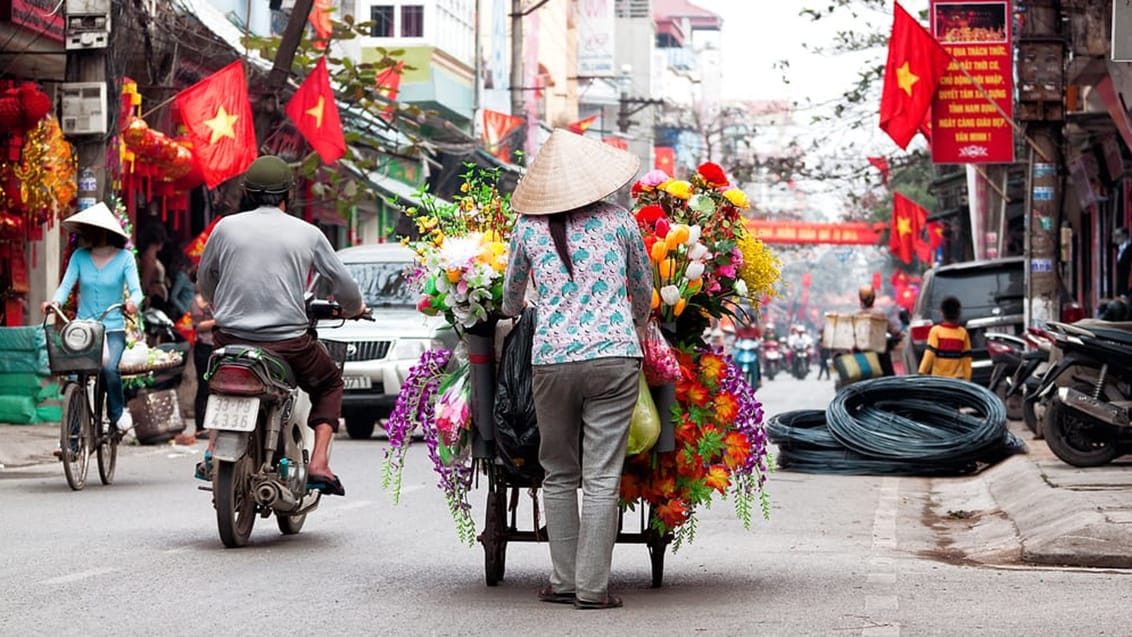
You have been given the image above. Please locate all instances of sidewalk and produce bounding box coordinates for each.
[0,423,58,469]
[931,419,1132,569]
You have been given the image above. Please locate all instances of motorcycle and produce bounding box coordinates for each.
[790,340,811,380]
[762,339,782,381]
[201,298,371,547]
[1012,326,1054,437]
[986,332,1027,421]
[733,336,761,388]
[1028,320,1132,467]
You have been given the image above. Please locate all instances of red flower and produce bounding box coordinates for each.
[642,234,658,255]
[635,204,665,225]
[724,431,752,468]
[620,472,645,502]
[705,465,731,493]
[654,217,671,238]
[697,162,729,187]
[656,498,690,528]
[631,182,643,197]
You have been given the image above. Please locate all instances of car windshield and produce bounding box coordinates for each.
[344,262,415,307]
[927,266,1024,321]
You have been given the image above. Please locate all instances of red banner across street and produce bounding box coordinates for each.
[747,220,881,245]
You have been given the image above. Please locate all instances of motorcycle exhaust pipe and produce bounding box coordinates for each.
[254,480,300,511]
[1058,387,1131,427]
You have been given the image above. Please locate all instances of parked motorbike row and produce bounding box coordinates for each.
[988,319,1132,467]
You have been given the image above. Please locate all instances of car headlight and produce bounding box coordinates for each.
[391,338,432,360]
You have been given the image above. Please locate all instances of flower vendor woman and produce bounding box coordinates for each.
[502,129,653,610]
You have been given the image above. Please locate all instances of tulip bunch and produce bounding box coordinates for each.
[646,219,708,323]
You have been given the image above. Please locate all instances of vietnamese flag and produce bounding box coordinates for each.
[890,192,928,264]
[375,61,403,118]
[286,57,347,164]
[175,61,258,189]
[309,0,333,49]
[482,109,524,161]
[655,146,675,174]
[568,114,598,134]
[878,3,951,149]
[919,220,944,262]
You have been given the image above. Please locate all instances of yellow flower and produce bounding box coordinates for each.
[446,268,463,283]
[460,182,471,193]
[650,241,669,263]
[736,232,781,300]
[651,288,660,309]
[723,188,751,210]
[658,258,677,279]
[664,180,693,200]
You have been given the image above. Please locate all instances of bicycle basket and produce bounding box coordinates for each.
[44,320,106,374]
[321,339,348,372]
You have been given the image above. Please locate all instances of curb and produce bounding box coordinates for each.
[983,453,1132,568]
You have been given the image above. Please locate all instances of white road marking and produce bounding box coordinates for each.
[40,567,116,585]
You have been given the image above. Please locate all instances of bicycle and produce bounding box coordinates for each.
[43,303,125,490]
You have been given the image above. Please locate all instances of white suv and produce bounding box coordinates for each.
[328,243,454,439]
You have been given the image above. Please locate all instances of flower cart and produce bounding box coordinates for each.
[384,162,780,588]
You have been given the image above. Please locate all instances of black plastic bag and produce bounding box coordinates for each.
[493,307,543,482]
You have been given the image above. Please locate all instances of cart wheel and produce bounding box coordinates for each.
[482,479,508,586]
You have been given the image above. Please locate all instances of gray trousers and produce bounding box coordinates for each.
[532,357,640,602]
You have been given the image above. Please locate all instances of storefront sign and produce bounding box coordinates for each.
[577,0,615,77]
[930,0,1014,164]
[747,221,881,245]
[5,0,65,42]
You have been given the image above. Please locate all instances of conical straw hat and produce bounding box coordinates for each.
[510,129,641,215]
[62,202,129,240]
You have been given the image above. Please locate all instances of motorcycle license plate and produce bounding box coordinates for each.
[343,375,371,390]
[203,396,260,432]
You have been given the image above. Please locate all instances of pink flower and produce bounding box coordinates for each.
[717,265,737,279]
[655,217,671,238]
[640,169,670,187]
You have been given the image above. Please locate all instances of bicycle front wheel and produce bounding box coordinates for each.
[60,383,91,491]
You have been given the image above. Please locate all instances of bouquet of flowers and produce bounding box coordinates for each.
[621,347,771,545]
[403,165,516,331]
[631,162,781,344]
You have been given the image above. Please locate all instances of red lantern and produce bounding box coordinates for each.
[18,84,51,128]
[123,117,149,147]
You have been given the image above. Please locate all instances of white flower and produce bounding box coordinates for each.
[684,261,705,281]
[688,243,708,260]
[734,279,749,298]
[438,234,484,269]
[660,285,681,306]
[686,225,702,247]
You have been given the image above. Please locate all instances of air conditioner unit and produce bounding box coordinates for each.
[59,82,107,136]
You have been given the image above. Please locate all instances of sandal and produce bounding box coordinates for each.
[307,472,345,496]
[537,586,576,605]
[574,594,623,610]
[194,451,213,481]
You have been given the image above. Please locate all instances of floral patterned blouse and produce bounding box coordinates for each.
[502,201,653,366]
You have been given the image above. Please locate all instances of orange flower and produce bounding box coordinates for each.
[620,472,645,502]
[658,258,677,279]
[681,381,709,407]
[674,298,687,316]
[699,354,724,381]
[656,498,690,528]
[686,278,703,294]
[675,418,698,446]
[724,431,752,468]
[651,288,660,309]
[705,465,730,493]
[650,240,668,262]
[714,393,738,421]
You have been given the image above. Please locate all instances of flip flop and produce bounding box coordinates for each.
[307,472,345,496]
[194,451,213,481]
[574,594,623,610]
[537,586,576,604]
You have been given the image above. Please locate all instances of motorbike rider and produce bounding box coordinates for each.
[196,155,366,496]
[856,285,903,376]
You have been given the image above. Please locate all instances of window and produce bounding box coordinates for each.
[370,5,394,37]
[401,5,424,37]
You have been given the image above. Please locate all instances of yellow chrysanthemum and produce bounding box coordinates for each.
[736,231,781,299]
[663,180,693,200]
[723,188,751,210]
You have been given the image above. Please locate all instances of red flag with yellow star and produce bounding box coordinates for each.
[891,192,927,264]
[878,3,951,149]
[175,61,257,188]
[286,57,347,164]
[654,146,675,174]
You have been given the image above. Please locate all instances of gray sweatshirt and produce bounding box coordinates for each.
[198,206,363,341]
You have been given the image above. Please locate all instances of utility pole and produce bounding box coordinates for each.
[1016,0,1065,326]
[509,0,525,134]
[256,0,315,143]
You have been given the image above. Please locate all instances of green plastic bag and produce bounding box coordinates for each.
[627,372,660,456]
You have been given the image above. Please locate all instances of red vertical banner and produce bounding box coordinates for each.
[654,146,675,174]
[930,0,1014,164]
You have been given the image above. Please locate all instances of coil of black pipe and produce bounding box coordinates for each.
[766,377,1025,476]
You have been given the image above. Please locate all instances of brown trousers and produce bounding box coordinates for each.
[213,330,343,432]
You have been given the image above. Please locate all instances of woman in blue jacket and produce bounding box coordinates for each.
[44,203,143,432]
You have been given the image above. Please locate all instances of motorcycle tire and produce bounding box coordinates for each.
[1044,392,1121,467]
[993,383,1024,422]
[215,455,257,548]
[277,512,306,535]
[1022,394,1044,439]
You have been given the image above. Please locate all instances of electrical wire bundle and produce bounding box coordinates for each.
[767,377,1026,476]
